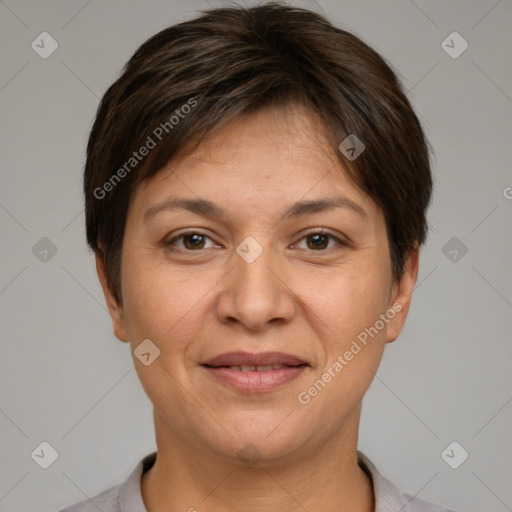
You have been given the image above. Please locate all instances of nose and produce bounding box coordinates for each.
[215,240,296,332]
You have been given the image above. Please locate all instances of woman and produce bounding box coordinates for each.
[61,3,454,511]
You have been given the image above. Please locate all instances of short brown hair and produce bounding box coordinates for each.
[85,2,432,303]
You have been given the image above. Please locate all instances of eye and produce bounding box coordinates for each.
[165,231,219,251]
[292,229,346,251]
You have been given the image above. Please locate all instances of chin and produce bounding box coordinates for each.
[200,413,311,466]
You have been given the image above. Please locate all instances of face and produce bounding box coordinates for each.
[97,104,418,465]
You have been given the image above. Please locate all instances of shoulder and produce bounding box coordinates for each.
[357,451,457,512]
[398,490,457,512]
[57,452,157,512]
[57,483,121,512]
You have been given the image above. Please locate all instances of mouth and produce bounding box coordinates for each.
[201,351,309,392]
[210,364,301,372]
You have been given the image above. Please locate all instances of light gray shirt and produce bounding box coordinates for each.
[59,451,455,511]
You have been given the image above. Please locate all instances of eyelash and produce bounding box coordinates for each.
[165,228,348,253]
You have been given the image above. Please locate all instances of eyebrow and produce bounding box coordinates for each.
[143,195,367,224]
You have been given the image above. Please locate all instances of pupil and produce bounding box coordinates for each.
[308,234,327,249]
[185,234,204,249]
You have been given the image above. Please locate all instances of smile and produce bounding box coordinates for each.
[201,364,308,392]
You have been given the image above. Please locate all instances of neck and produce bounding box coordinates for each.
[141,408,374,512]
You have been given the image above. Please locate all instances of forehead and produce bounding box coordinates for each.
[128,105,379,222]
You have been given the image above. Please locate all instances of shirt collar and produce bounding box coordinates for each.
[118,451,156,511]
[357,451,403,511]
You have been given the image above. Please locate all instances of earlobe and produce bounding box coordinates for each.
[95,252,130,342]
[386,248,419,344]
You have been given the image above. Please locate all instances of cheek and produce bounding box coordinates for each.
[296,261,392,342]
[296,271,389,425]
[120,256,218,347]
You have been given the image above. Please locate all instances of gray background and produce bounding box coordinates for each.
[1,0,511,511]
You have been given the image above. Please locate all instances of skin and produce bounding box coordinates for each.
[96,104,419,512]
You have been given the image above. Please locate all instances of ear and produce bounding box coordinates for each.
[386,247,419,344]
[95,252,130,342]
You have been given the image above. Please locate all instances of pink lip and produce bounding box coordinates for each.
[202,351,307,367]
[202,365,307,392]
[201,351,309,392]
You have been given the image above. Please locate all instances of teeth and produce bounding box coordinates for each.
[227,364,287,372]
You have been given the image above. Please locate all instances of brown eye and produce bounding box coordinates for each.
[183,233,206,250]
[293,230,344,251]
[166,232,217,251]
[306,233,329,250]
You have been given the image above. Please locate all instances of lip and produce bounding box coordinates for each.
[201,351,309,393]
[202,351,307,367]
